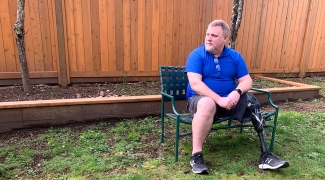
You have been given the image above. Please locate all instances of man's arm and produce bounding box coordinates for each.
[187,72,232,109]
[236,74,253,93]
[227,74,253,108]
[187,72,221,102]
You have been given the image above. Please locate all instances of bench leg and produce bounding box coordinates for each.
[161,115,165,143]
[269,114,278,152]
[161,100,165,143]
[174,117,180,162]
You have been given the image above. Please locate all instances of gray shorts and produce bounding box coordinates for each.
[187,93,258,123]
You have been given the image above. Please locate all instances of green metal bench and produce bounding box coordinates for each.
[159,66,279,162]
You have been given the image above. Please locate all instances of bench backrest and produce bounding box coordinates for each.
[159,66,188,100]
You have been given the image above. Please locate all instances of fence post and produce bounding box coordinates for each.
[54,0,69,86]
[299,0,315,78]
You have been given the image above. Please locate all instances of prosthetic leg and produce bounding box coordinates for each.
[247,100,268,154]
[247,97,289,169]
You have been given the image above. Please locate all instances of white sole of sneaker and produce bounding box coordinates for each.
[258,162,289,170]
[192,169,209,174]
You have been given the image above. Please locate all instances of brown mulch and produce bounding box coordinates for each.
[0,81,161,102]
[0,77,324,112]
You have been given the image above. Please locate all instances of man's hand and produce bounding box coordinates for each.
[227,90,241,109]
[216,91,240,110]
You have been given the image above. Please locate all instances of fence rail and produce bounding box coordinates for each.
[0,0,325,86]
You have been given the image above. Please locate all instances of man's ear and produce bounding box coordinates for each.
[224,36,229,42]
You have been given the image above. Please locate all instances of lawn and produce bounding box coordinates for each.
[0,76,325,179]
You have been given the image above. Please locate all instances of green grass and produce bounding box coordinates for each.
[1,110,325,179]
[253,78,287,88]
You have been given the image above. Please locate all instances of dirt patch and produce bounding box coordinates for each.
[0,81,161,102]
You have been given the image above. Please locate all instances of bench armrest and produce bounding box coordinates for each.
[250,87,279,113]
[161,91,181,116]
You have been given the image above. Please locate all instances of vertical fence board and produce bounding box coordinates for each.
[287,0,303,71]
[171,0,180,66]
[184,0,193,63]
[8,0,19,71]
[39,0,54,71]
[48,0,59,71]
[244,0,256,65]
[137,0,145,71]
[122,0,131,71]
[151,0,159,69]
[0,0,17,72]
[273,0,288,70]
[313,1,325,69]
[212,0,221,20]
[65,0,77,72]
[99,0,109,71]
[237,0,250,62]
[165,0,173,66]
[197,0,206,46]
[144,0,152,70]
[115,0,124,71]
[28,0,45,71]
[293,0,309,71]
[223,0,231,23]
[74,0,85,72]
[193,0,200,46]
[260,0,275,70]
[0,14,6,72]
[254,0,267,70]
[130,0,138,71]
[204,0,212,29]
[178,0,186,66]
[107,0,117,71]
[81,0,93,72]
[90,0,101,71]
[23,0,36,71]
[158,0,167,67]
[283,0,295,71]
[264,0,278,70]
[309,1,321,69]
[299,0,317,76]
[248,0,263,69]
[279,0,291,70]
[319,1,325,69]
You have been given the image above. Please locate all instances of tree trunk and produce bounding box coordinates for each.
[229,0,244,50]
[14,0,32,94]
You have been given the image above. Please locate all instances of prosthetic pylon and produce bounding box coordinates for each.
[247,100,268,153]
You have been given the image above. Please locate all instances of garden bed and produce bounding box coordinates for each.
[0,76,323,133]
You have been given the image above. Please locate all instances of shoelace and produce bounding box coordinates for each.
[261,152,272,160]
[194,155,205,164]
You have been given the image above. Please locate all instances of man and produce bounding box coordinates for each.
[185,19,289,174]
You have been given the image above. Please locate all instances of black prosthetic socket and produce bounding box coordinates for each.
[247,100,268,154]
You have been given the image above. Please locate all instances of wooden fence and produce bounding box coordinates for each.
[0,0,325,86]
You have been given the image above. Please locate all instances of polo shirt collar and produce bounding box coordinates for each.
[219,46,230,58]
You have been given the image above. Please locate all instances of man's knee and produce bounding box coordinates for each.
[197,97,216,115]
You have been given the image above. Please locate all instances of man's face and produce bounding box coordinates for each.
[205,26,227,54]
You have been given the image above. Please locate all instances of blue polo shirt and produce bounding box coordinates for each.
[185,44,249,100]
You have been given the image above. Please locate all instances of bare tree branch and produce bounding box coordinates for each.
[229,0,244,50]
[14,0,32,93]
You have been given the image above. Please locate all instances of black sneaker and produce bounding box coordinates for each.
[190,152,209,174]
[259,152,289,170]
